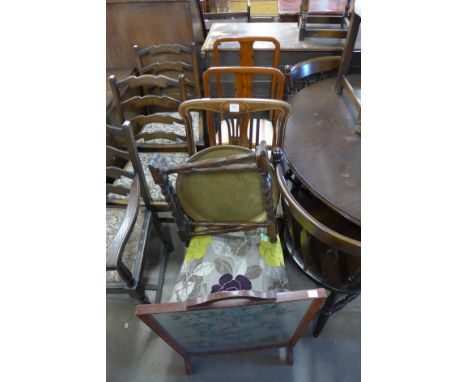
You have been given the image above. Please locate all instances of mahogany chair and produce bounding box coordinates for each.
[107,120,185,218]
[203,66,284,100]
[178,98,291,150]
[283,55,341,99]
[273,147,360,337]
[106,165,169,304]
[108,73,199,155]
[202,68,286,147]
[133,42,201,99]
[212,36,280,68]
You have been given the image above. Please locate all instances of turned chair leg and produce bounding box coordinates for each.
[313,292,337,337]
[150,211,174,252]
[130,281,150,304]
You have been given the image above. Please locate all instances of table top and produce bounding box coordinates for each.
[283,75,361,225]
[278,0,347,16]
[202,22,360,53]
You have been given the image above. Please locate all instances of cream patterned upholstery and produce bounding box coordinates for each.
[170,229,289,302]
[106,208,146,283]
[112,152,188,202]
[138,111,200,144]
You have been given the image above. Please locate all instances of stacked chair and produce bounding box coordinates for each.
[106,122,173,303]
[136,141,327,373]
[106,27,358,370]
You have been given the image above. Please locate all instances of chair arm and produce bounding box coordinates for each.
[106,177,141,269]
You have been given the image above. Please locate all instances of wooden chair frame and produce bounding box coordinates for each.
[178,98,292,151]
[107,121,176,233]
[283,55,341,99]
[109,73,187,122]
[213,36,280,68]
[106,175,168,304]
[272,147,360,336]
[109,74,195,154]
[133,42,201,99]
[149,141,278,244]
[203,65,284,101]
[135,288,328,374]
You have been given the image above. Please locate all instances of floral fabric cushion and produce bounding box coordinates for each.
[139,111,200,145]
[112,152,189,202]
[169,229,289,302]
[106,208,146,283]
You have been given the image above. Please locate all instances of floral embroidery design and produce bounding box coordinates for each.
[184,235,212,263]
[211,273,252,293]
[259,235,284,267]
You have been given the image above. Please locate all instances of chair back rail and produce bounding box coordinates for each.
[213,36,280,68]
[284,56,341,99]
[203,65,284,100]
[109,74,194,155]
[178,98,291,150]
[109,73,188,123]
[134,42,201,98]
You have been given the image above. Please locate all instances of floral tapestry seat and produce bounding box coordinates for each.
[111,112,200,202]
[170,228,289,302]
[106,208,146,283]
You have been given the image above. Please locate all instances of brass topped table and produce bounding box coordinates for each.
[283,75,361,225]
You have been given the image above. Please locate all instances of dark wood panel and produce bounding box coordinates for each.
[107,0,204,68]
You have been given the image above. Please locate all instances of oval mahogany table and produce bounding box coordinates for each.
[283,75,361,225]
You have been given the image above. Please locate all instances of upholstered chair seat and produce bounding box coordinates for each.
[106,208,146,283]
[138,111,200,145]
[170,228,289,302]
[112,152,188,201]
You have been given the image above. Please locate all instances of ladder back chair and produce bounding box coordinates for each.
[106,163,170,304]
[133,42,201,99]
[109,73,199,155]
[283,55,341,99]
[107,120,187,217]
[136,288,327,374]
[179,98,291,150]
[273,147,360,337]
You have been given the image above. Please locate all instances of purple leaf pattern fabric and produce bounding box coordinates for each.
[169,229,289,302]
